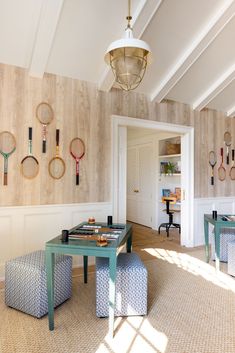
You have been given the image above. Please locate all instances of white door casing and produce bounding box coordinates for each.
[111,115,194,247]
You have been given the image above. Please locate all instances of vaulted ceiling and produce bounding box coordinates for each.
[1,0,235,116]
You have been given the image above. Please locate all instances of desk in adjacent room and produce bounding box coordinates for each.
[45,222,132,337]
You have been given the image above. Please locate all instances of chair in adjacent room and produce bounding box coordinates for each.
[158,196,181,237]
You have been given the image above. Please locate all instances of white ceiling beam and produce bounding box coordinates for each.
[29,0,65,78]
[227,105,235,117]
[150,0,235,103]
[193,64,235,110]
[98,0,162,92]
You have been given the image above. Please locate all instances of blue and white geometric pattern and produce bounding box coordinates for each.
[227,241,235,276]
[96,252,147,317]
[210,227,235,262]
[5,250,72,318]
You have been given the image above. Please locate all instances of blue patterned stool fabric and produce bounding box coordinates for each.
[227,241,235,276]
[5,250,72,318]
[96,252,147,317]
[210,227,235,262]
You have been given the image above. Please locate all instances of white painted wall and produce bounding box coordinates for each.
[0,202,112,279]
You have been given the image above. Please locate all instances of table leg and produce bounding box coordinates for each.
[46,250,55,331]
[83,256,88,283]
[214,225,221,271]
[108,255,117,338]
[126,229,132,253]
[204,220,209,263]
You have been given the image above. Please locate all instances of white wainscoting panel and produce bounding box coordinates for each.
[0,216,13,262]
[194,197,235,247]
[0,202,112,279]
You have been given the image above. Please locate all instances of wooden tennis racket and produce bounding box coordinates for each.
[0,131,16,185]
[230,149,235,180]
[48,129,66,180]
[218,147,226,181]
[209,151,216,185]
[21,127,39,179]
[36,102,54,153]
[70,138,85,185]
[224,131,231,165]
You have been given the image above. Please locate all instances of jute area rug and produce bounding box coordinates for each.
[1,248,235,353]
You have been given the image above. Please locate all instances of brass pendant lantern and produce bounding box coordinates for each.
[105,0,152,91]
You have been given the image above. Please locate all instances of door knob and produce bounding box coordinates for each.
[134,189,139,193]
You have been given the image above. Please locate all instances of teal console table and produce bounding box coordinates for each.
[45,222,132,337]
[204,214,235,271]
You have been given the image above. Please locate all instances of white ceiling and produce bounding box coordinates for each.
[1,0,235,116]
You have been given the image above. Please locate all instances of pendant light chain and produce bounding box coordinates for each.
[126,0,132,29]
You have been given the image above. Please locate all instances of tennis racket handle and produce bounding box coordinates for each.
[232,149,235,160]
[29,127,32,140]
[56,129,60,145]
[4,173,7,185]
[221,147,223,156]
[211,176,214,185]
[76,174,79,185]
[42,140,46,153]
[227,154,229,165]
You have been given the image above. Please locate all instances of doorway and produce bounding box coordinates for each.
[111,115,194,247]
[127,128,182,230]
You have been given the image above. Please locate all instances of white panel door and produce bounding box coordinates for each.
[127,142,154,227]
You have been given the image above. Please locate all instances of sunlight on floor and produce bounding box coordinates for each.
[95,316,168,353]
[94,246,235,353]
[144,247,235,292]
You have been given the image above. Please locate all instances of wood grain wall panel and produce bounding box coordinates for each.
[0,62,234,206]
[155,100,235,198]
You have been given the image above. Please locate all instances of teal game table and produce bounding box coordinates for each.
[204,214,235,271]
[45,222,132,337]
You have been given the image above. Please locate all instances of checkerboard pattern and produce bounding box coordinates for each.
[96,252,147,317]
[5,250,72,318]
[227,241,235,276]
[210,227,235,262]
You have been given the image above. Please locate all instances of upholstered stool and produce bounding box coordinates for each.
[210,227,235,262]
[227,241,235,276]
[96,252,147,317]
[5,250,72,318]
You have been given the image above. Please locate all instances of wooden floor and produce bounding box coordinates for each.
[132,221,181,249]
[131,221,196,260]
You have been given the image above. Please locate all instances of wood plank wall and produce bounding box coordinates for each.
[155,100,235,198]
[0,63,151,206]
[0,63,234,206]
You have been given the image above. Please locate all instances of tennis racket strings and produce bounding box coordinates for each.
[48,129,66,180]
[21,127,39,179]
[0,131,16,185]
[209,151,216,185]
[70,138,85,185]
[36,102,54,153]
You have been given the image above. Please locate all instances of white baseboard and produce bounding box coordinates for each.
[0,202,112,278]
